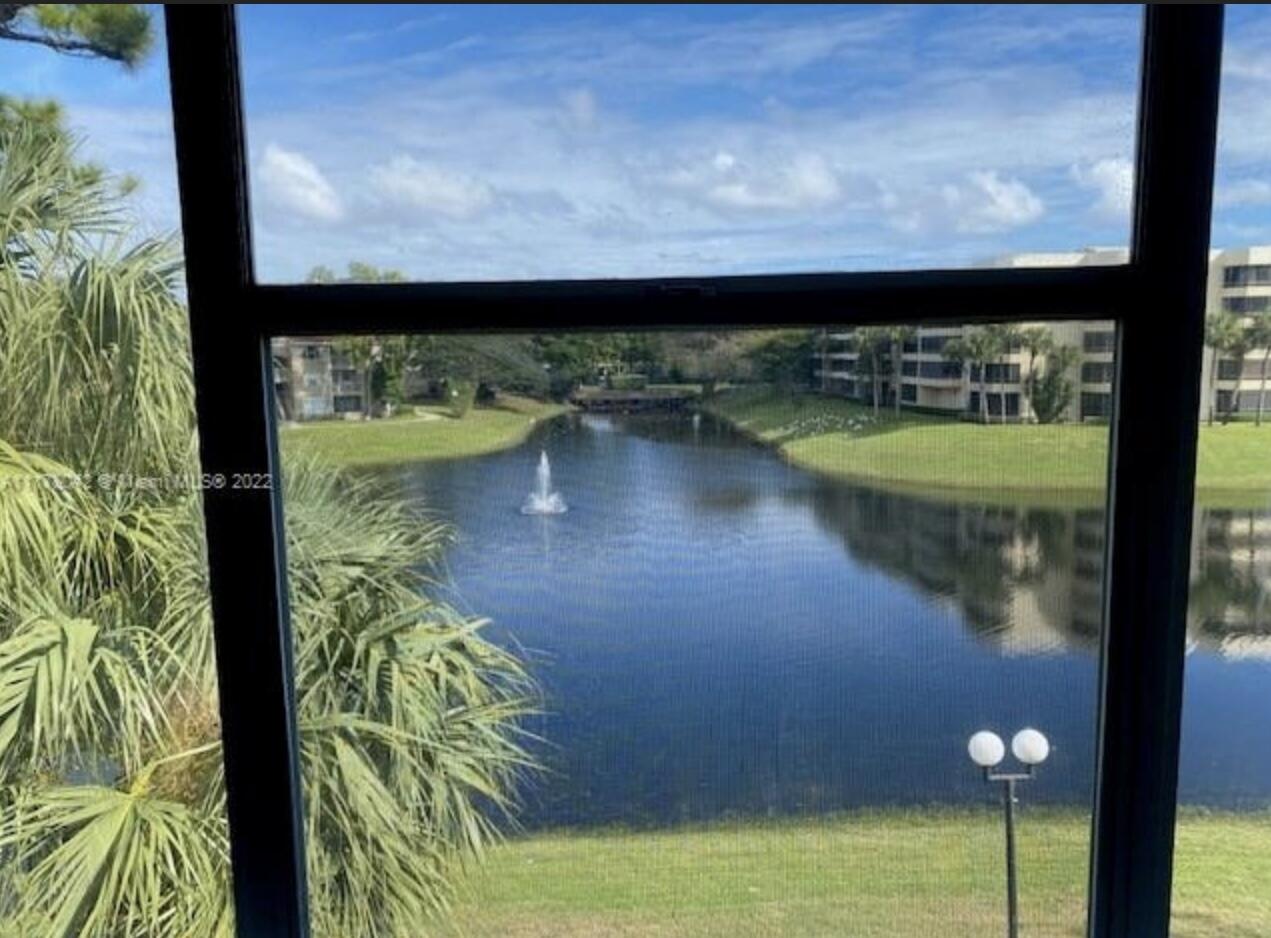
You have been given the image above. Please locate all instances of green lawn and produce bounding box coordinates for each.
[280,395,568,468]
[703,387,1271,504]
[443,810,1271,938]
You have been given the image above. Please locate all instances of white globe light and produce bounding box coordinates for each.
[1012,728,1050,766]
[968,731,1006,768]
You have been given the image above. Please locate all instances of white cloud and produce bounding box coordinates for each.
[370,156,494,220]
[942,171,1044,233]
[1071,158,1133,219]
[667,151,842,213]
[257,144,343,222]
[1216,178,1271,209]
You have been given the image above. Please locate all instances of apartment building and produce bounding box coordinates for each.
[1201,245,1271,423]
[271,337,366,422]
[816,246,1271,422]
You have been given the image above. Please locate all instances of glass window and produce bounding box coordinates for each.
[275,320,1113,935]
[1221,264,1271,287]
[1081,362,1116,384]
[1222,295,1271,314]
[237,3,1142,282]
[0,8,235,932]
[1083,330,1116,353]
[1080,392,1113,420]
[1217,359,1247,381]
[1174,7,1271,932]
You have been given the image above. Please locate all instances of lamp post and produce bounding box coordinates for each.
[968,728,1050,938]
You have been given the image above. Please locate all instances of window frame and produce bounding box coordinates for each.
[161,6,1224,938]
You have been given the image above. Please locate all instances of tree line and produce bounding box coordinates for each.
[825,325,1078,424]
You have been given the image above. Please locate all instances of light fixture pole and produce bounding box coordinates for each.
[968,729,1050,938]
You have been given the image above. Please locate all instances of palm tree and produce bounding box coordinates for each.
[0,108,535,936]
[850,326,891,418]
[887,325,916,417]
[944,329,999,424]
[1245,314,1271,427]
[984,324,1021,424]
[1205,313,1244,426]
[1018,326,1054,422]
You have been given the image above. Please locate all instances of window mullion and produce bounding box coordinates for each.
[1089,7,1224,938]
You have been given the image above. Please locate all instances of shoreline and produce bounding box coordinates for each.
[701,387,1271,508]
[279,395,570,469]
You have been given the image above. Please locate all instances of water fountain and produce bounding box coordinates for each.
[521,450,568,515]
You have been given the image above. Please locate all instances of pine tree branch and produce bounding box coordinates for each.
[0,24,129,62]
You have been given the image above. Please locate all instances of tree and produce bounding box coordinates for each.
[944,329,1000,424]
[1017,326,1053,420]
[849,327,893,418]
[1025,345,1078,424]
[308,264,405,418]
[1245,314,1271,427]
[1205,313,1243,426]
[0,4,152,66]
[0,98,534,936]
[886,325,916,417]
[983,324,1021,424]
[746,330,815,391]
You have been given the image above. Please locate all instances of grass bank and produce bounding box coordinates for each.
[280,395,568,469]
[703,387,1271,505]
[445,809,1271,937]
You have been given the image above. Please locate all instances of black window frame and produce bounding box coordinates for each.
[162,6,1223,938]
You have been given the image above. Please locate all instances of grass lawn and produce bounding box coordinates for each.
[704,387,1271,504]
[279,395,568,468]
[443,810,1271,937]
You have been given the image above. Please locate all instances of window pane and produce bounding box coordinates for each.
[0,9,234,933]
[1173,6,1271,935]
[239,3,1141,282]
[275,320,1112,935]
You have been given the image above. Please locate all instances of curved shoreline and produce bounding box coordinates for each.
[279,396,570,469]
[701,388,1271,508]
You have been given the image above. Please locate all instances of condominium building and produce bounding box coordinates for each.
[1201,245,1271,423]
[816,246,1271,423]
[271,337,366,422]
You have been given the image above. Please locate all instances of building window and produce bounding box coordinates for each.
[1222,264,1271,286]
[1083,330,1116,353]
[902,338,918,353]
[901,360,918,377]
[1081,392,1113,419]
[919,335,951,353]
[1221,295,1271,314]
[901,383,917,402]
[1217,359,1244,381]
[970,363,1021,383]
[301,397,330,418]
[917,361,963,380]
[1081,362,1116,384]
[967,391,1020,416]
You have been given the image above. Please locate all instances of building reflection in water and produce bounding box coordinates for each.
[793,484,1271,660]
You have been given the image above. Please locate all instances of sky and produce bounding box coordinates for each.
[4,4,1271,283]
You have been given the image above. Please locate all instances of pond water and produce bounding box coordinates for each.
[384,413,1271,829]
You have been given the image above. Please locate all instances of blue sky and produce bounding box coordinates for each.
[4,4,1271,282]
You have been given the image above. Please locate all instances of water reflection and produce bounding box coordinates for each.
[791,486,1271,661]
[387,413,1271,824]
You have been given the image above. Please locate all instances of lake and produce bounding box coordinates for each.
[384,413,1271,829]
